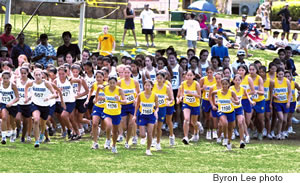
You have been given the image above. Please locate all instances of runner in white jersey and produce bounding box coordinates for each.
[199,49,210,77]
[131,60,144,91]
[54,66,82,140]
[71,64,90,136]
[143,55,156,82]
[0,71,19,144]
[15,67,33,143]
[83,61,96,120]
[24,69,56,148]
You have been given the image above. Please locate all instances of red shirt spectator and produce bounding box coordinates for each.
[0,23,16,56]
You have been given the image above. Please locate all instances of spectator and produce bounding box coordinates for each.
[0,46,13,65]
[198,14,208,39]
[277,3,291,40]
[32,34,56,68]
[97,25,115,56]
[182,13,200,53]
[208,27,218,47]
[57,31,81,62]
[57,55,65,66]
[121,3,138,47]
[82,49,90,62]
[266,31,279,50]
[237,15,252,58]
[290,33,299,54]
[211,37,228,62]
[11,33,32,68]
[140,4,155,47]
[209,17,217,34]
[0,23,16,56]
[277,49,287,66]
[232,50,249,74]
[285,46,297,76]
[262,8,271,39]
[275,32,288,49]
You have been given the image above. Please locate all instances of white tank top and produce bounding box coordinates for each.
[171,64,180,90]
[16,78,32,105]
[85,74,96,96]
[0,82,17,106]
[133,72,143,91]
[200,60,209,77]
[144,67,156,82]
[56,78,75,103]
[73,76,87,100]
[32,81,49,107]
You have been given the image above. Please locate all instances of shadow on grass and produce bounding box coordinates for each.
[0,145,17,149]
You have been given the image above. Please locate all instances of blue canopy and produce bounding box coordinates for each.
[188,1,218,13]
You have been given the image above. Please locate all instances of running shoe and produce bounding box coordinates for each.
[263,128,267,137]
[151,138,156,147]
[156,143,161,151]
[111,146,118,153]
[162,123,166,131]
[104,139,111,149]
[132,136,138,145]
[27,136,32,142]
[61,131,67,138]
[145,150,152,156]
[173,122,179,129]
[206,130,212,140]
[91,142,99,150]
[34,141,40,148]
[198,122,204,134]
[257,133,263,141]
[245,135,250,144]
[216,138,222,144]
[234,128,240,137]
[252,130,258,138]
[231,132,236,140]
[44,138,50,143]
[125,143,130,149]
[189,135,198,142]
[276,134,281,140]
[267,134,273,140]
[227,143,232,151]
[212,129,218,139]
[140,137,147,145]
[117,135,124,142]
[10,134,16,143]
[240,140,246,148]
[292,117,300,124]
[67,129,72,139]
[1,138,6,145]
[151,43,155,47]
[39,134,44,143]
[288,126,296,134]
[120,42,124,47]
[169,135,175,146]
[182,136,189,145]
[48,127,54,136]
[271,131,275,138]
[21,137,25,143]
[222,138,228,146]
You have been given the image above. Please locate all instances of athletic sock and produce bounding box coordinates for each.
[2,131,7,139]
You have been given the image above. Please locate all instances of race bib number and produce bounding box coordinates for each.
[97,100,105,105]
[157,95,165,106]
[220,104,232,113]
[106,102,118,109]
[264,93,268,100]
[252,94,258,100]
[34,92,44,98]
[2,96,11,103]
[205,92,209,99]
[141,108,153,115]
[62,90,70,97]
[19,93,25,98]
[277,94,287,101]
[126,94,135,103]
[186,96,196,103]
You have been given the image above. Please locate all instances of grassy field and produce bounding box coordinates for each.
[0,14,300,173]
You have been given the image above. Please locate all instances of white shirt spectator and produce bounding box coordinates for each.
[276,38,289,47]
[231,60,250,73]
[266,36,278,46]
[182,19,201,41]
[140,9,155,29]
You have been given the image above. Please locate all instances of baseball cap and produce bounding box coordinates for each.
[237,50,246,56]
[0,46,8,52]
[144,3,149,6]
[242,14,247,18]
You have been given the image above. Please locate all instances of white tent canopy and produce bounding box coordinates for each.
[1,0,86,53]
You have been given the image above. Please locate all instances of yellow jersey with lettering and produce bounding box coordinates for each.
[103,86,122,115]
[291,81,296,102]
[252,75,265,102]
[183,80,200,107]
[120,78,136,104]
[217,90,234,113]
[230,86,244,109]
[139,91,155,115]
[266,72,277,80]
[263,78,271,101]
[211,84,221,105]
[241,75,250,99]
[152,83,168,107]
[94,81,108,108]
[202,76,216,101]
[273,78,288,103]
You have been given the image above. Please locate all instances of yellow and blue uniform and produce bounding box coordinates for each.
[273,78,289,113]
[137,91,156,126]
[252,75,265,113]
[103,86,122,125]
[289,80,297,113]
[263,78,271,113]
[217,89,235,122]
[230,86,245,116]
[153,82,168,122]
[211,84,221,118]
[201,76,216,112]
[182,80,200,115]
[165,80,175,116]
[120,78,136,117]
[240,75,252,113]
[92,81,107,119]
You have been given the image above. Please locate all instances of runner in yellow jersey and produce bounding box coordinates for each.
[117,66,140,148]
[258,66,274,139]
[178,70,201,145]
[90,71,107,149]
[249,63,265,141]
[102,76,127,153]
[230,74,254,148]
[272,68,291,140]
[284,71,300,137]
[211,78,239,150]
[199,67,216,140]
[152,71,173,150]
[132,80,159,156]
[266,62,277,80]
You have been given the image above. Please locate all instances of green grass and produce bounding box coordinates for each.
[1,130,300,173]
